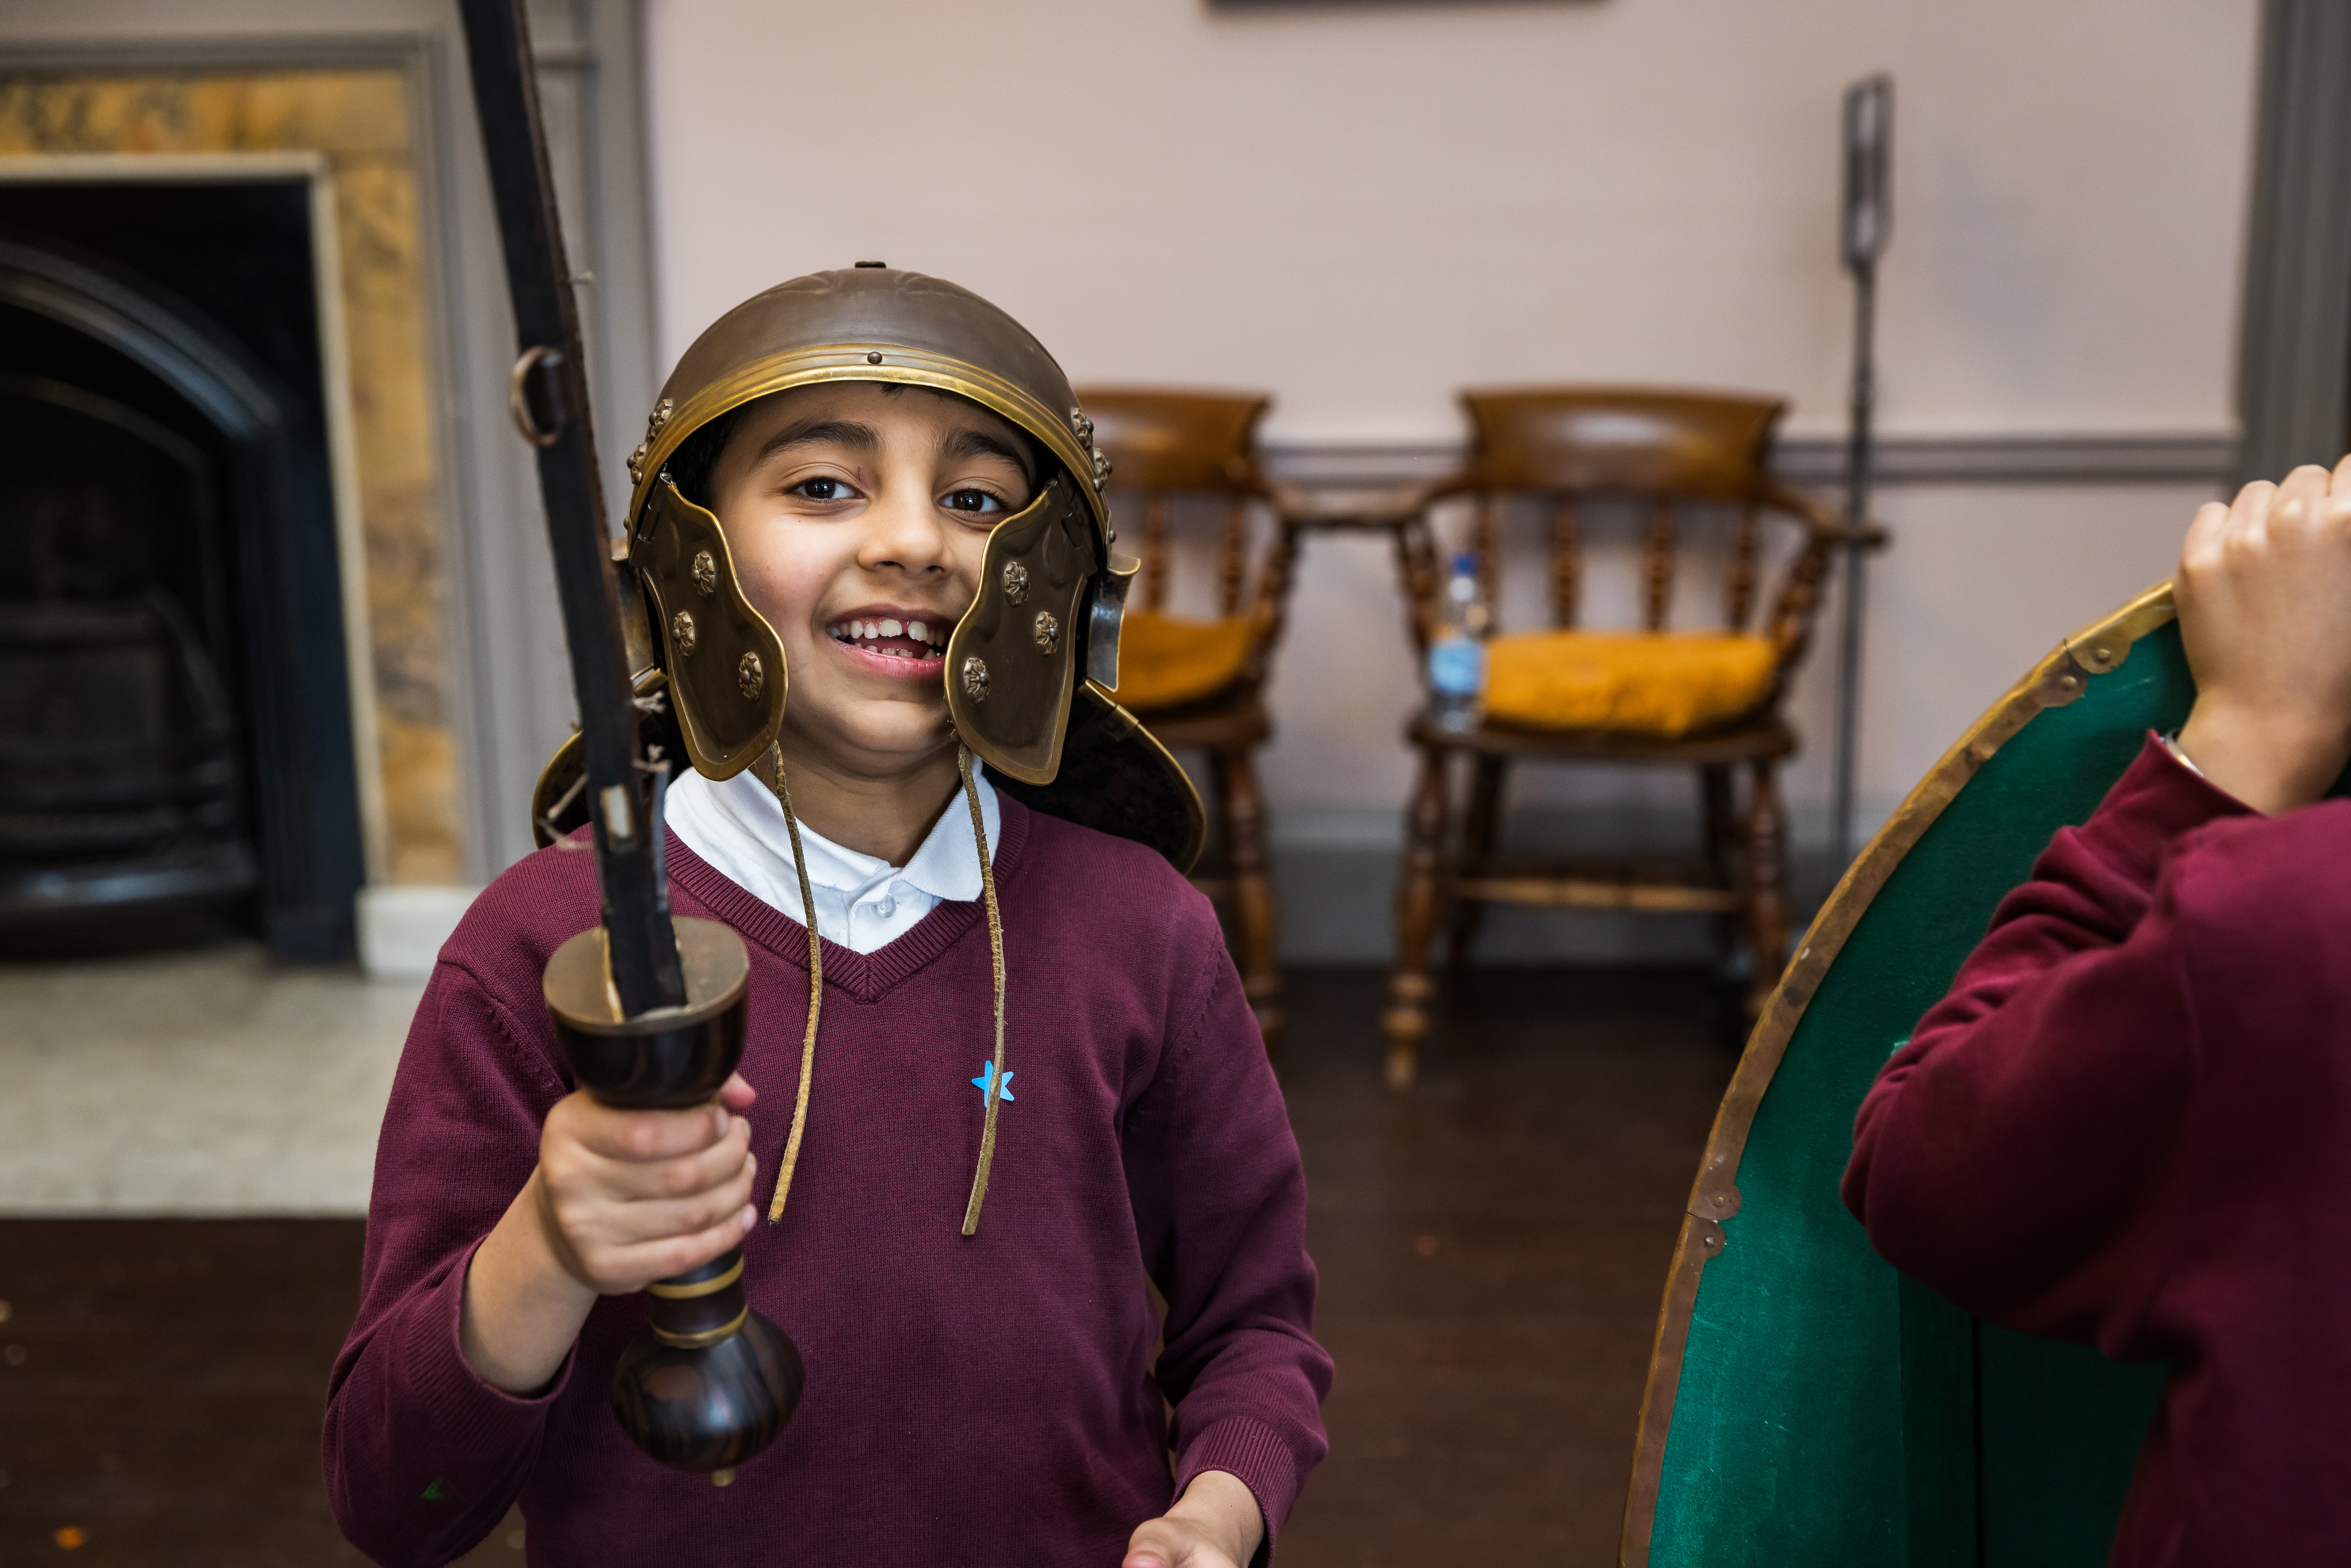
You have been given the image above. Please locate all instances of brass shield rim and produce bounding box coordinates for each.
[1614,578,2179,1566]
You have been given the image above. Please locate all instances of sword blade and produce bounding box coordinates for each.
[456,0,683,1014]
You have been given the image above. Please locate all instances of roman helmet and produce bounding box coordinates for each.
[531,265,1204,872]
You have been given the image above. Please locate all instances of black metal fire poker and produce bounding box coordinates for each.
[1831,74,1893,873]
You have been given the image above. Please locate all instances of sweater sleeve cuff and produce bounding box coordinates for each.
[400,1237,575,1462]
[2069,731,2256,885]
[1174,1416,1303,1566]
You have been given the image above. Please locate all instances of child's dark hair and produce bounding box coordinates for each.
[664,404,743,510]
[662,383,1047,509]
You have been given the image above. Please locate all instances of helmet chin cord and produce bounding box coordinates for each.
[955,743,1009,1237]
[760,741,1009,1238]
[765,744,824,1224]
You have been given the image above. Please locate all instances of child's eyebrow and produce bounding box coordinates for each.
[942,426,1035,481]
[749,418,880,466]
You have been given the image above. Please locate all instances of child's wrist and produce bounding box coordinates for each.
[2177,696,2350,815]
[1168,1470,1263,1563]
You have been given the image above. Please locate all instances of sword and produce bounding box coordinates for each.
[455,0,682,1016]
[455,0,801,1479]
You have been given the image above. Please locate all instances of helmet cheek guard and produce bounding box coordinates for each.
[637,477,787,781]
[943,472,1098,785]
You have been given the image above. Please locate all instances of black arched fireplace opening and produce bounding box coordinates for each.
[0,183,366,962]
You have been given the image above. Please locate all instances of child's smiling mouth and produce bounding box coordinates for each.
[824,608,952,678]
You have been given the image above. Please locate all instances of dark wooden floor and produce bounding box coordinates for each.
[0,966,1730,1565]
[1276,967,1732,1566]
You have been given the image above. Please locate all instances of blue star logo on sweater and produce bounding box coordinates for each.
[972,1062,1014,1103]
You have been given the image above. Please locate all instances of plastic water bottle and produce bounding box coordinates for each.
[1428,552,1489,731]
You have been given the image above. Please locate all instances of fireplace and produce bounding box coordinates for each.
[0,175,365,960]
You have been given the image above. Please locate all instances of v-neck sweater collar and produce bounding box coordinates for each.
[664,795,1033,1004]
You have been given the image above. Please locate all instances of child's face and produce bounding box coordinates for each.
[705,381,1036,776]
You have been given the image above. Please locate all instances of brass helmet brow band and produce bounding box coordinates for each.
[627,347,1113,551]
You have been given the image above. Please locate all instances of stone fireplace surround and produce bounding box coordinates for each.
[0,1,658,973]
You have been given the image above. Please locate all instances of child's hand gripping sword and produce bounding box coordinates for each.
[455,0,801,1481]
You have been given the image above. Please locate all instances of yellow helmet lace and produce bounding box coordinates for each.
[762,742,1009,1237]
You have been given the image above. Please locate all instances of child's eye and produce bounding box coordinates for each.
[790,476,856,503]
[940,488,1007,516]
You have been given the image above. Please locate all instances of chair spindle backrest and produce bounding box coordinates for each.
[1219,497,1249,616]
[1551,500,1580,627]
[1074,389,1277,621]
[1642,499,1676,631]
[1725,502,1761,631]
[1141,494,1171,611]
[1457,389,1792,640]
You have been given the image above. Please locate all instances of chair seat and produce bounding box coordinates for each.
[1483,630,1777,739]
[1408,708,1794,764]
[1118,688,1270,749]
[1107,610,1254,712]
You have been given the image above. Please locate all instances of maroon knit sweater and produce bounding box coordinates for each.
[323,798,1330,1567]
[1844,735,2351,1564]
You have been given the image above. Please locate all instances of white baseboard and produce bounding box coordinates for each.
[356,884,480,980]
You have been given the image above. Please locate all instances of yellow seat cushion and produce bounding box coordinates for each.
[1105,611,1256,712]
[1482,631,1778,738]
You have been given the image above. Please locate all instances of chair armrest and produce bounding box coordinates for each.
[1757,481,1890,549]
[1260,472,1474,531]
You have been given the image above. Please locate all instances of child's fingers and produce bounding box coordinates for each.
[2227,477,2277,539]
[718,1072,758,1112]
[571,1097,739,1163]
[2326,452,2351,529]
[617,1206,759,1289]
[588,1124,754,1203]
[588,1211,755,1294]
[596,1179,758,1262]
[2180,500,2233,573]
[2270,463,2334,538]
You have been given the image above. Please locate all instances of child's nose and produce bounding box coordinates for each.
[858,488,951,572]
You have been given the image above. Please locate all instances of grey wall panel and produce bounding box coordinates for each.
[2236,0,2351,485]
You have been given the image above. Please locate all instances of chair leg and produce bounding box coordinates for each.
[1699,763,1738,971]
[1742,758,1791,1019]
[1214,746,1283,1054]
[1445,756,1507,969]
[1385,746,1452,1088]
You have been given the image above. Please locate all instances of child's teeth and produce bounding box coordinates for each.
[831,616,949,650]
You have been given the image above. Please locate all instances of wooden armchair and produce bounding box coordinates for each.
[1078,390,1300,1049]
[1382,388,1844,1087]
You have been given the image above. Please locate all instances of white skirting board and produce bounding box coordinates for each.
[356,884,481,980]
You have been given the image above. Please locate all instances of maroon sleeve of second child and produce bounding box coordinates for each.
[1840,734,2255,1352]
